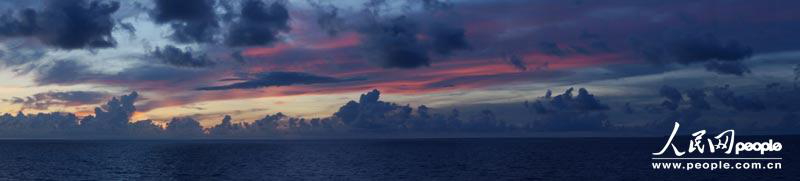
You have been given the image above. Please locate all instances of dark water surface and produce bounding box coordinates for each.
[0,137,797,180]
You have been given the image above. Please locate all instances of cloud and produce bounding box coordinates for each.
[659,85,682,110]
[309,1,345,36]
[704,61,750,76]
[0,41,47,66]
[711,85,765,111]
[150,0,218,43]
[354,1,470,69]
[3,91,111,110]
[420,0,454,11]
[0,92,163,138]
[32,59,212,93]
[524,88,610,131]
[668,34,753,64]
[164,117,205,137]
[428,22,469,55]
[81,91,140,132]
[332,89,509,132]
[0,0,121,49]
[359,16,430,69]
[538,42,566,57]
[224,0,290,47]
[685,88,710,110]
[506,54,526,71]
[207,115,246,136]
[150,45,216,68]
[195,71,364,91]
[633,34,754,76]
[33,59,98,85]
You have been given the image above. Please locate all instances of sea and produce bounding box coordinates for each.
[0,137,797,180]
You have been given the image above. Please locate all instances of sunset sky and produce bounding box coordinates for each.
[1,0,799,131]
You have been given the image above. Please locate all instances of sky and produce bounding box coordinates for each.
[0,0,799,138]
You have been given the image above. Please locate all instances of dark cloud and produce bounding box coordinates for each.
[704,61,750,76]
[150,45,216,68]
[150,0,218,43]
[7,84,800,138]
[354,0,470,69]
[0,92,160,138]
[0,92,224,138]
[524,88,610,131]
[685,88,710,110]
[633,34,754,75]
[3,91,111,110]
[333,89,508,132]
[33,60,98,85]
[165,117,204,137]
[544,88,609,112]
[668,34,753,64]
[538,42,566,57]
[711,85,765,111]
[309,1,345,36]
[659,85,682,110]
[359,16,430,69]
[0,0,121,49]
[645,85,716,130]
[420,0,454,11]
[0,42,47,66]
[231,50,245,63]
[195,71,363,91]
[0,9,36,37]
[32,59,210,92]
[225,0,290,47]
[623,102,634,114]
[207,115,247,136]
[763,87,800,112]
[507,54,526,71]
[428,22,469,55]
[80,91,139,133]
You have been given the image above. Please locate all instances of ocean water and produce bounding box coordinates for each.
[0,137,796,180]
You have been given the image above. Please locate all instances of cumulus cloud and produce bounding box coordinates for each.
[332,89,509,132]
[3,91,111,110]
[524,88,610,131]
[150,0,218,43]
[164,117,205,137]
[195,71,364,91]
[0,0,121,49]
[150,45,216,68]
[0,92,159,138]
[0,91,204,138]
[224,0,290,47]
[5,85,800,138]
